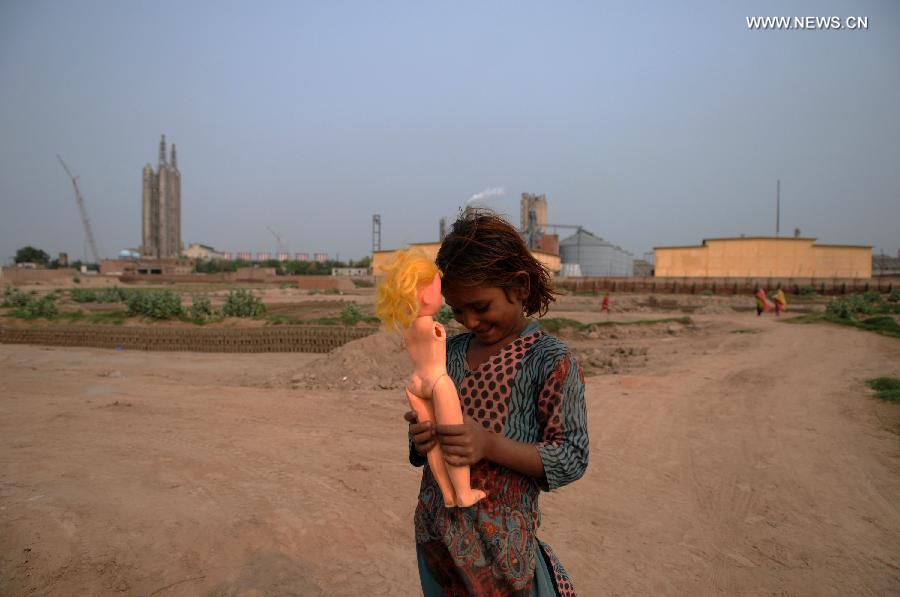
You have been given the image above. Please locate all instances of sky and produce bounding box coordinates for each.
[1,0,898,264]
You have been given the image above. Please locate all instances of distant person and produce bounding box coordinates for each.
[772,287,787,317]
[601,291,610,314]
[755,287,770,316]
[403,210,588,595]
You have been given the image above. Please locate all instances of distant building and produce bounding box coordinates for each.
[184,243,226,260]
[654,237,872,278]
[237,252,252,261]
[295,252,310,262]
[372,242,560,277]
[314,252,328,263]
[872,251,900,276]
[142,135,182,259]
[559,230,633,277]
[520,193,548,233]
[276,252,289,262]
[257,252,271,261]
[632,259,654,277]
[223,252,233,260]
[332,267,369,277]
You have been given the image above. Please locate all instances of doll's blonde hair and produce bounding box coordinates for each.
[375,248,439,333]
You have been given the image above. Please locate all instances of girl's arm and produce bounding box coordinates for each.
[435,352,588,489]
[485,433,546,481]
[435,418,547,481]
[533,352,589,491]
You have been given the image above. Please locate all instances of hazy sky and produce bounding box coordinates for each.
[1,1,898,264]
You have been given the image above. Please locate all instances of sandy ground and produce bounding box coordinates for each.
[1,303,899,596]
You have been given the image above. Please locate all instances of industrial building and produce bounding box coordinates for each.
[184,243,226,260]
[372,242,560,277]
[654,237,872,278]
[559,230,634,277]
[141,135,182,259]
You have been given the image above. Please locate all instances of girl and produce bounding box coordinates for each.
[404,210,589,596]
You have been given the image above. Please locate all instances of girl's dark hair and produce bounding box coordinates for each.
[436,209,556,317]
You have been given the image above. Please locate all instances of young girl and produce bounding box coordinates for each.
[404,210,589,596]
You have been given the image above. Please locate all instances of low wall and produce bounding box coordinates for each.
[117,273,357,289]
[1,267,81,284]
[555,277,897,296]
[0,325,377,353]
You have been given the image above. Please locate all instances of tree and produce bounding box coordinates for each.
[15,246,50,266]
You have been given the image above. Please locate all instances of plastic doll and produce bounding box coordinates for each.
[375,248,486,508]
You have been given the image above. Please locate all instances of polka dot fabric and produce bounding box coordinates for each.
[458,333,540,435]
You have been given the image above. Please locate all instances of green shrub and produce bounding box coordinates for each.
[97,287,131,303]
[888,290,900,303]
[857,315,900,336]
[10,291,60,319]
[187,295,214,322]
[2,287,31,308]
[70,288,98,302]
[825,292,900,320]
[436,304,454,325]
[340,303,364,325]
[866,377,900,402]
[222,289,266,317]
[126,289,183,320]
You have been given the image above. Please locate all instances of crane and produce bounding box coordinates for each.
[57,155,101,264]
[266,225,287,256]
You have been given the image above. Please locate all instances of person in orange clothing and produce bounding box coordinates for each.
[772,287,788,317]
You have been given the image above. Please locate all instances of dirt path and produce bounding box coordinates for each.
[1,313,898,596]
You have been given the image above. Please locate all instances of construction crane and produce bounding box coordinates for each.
[266,225,287,256]
[57,155,101,263]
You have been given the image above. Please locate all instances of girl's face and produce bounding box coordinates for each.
[442,281,528,348]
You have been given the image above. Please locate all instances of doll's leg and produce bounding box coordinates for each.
[406,388,457,507]
[432,376,486,507]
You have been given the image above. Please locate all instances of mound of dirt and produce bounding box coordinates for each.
[572,345,650,376]
[289,331,410,391]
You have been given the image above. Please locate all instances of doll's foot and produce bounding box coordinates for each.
[456,489,486,507]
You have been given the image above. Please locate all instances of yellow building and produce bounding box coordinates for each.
[654,237,871,279]
[373,242,560,276]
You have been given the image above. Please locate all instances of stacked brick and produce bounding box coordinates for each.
[0,325,376,354]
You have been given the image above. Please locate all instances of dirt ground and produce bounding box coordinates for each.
[1,294,899,596]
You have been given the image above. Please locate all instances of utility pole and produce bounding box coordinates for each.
[776,179,781,237]
[372,214,381,254]
[57,155,101,264]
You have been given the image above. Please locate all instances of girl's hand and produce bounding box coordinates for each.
[435,415,493,466]
[405,410,436,456]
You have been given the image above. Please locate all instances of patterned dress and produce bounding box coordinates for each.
[409,321,589,596]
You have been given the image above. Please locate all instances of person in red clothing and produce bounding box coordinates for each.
[600,292,610,314]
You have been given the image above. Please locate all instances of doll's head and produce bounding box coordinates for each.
[436,209,556,318]
[375,248,440,332]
